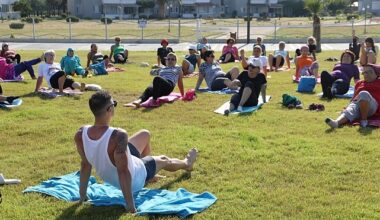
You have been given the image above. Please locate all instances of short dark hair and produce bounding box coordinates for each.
[203,50,214,61]
[89,90,112,117]
[227,38,235,44]
[103,55,109,59]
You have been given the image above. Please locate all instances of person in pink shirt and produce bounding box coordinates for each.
[219,38,239,63]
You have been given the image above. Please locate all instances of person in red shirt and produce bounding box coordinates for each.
[325,64,380,128]
[0,43,21,64]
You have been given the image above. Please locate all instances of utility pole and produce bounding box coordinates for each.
[246,0,251,44]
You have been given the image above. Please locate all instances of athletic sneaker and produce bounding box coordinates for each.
[237,106,243,112]
[360,120,368,128]
[325,118,338,128]
[6,96,19,104]
[224,109,230,116]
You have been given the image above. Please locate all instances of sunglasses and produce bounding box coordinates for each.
[107,100,118,110]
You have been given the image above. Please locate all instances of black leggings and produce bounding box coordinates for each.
[230,81,258,107]
[140,76,175,102]
[321,71,349,98]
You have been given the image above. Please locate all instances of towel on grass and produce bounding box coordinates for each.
[351,117,380,127]
[198,88,239,94]
[140,93,182,108]
[214,95,271,115]
[23,171,217,218]
[0,98,22,108]
[38,87,83,98]
[317,86,354,99]
[107,67,124,72]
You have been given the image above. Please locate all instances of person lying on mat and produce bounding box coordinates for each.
[325,64,380,128]
[87,43,104,67]
[321,50,360,99]
[0,42,21,64]
[240,46,268,77]
[110,37,129,64]
[0,55,42,80]
[0,85,19,104]
[219,38,239,63]
[224,59,267,115]
[268,41,291,72]
[294,45,319,80]
[195,50,240,91]
[75,90,198,213]
[127,52,184,107]
[60,48,86,76]
[182,45,201,76]
[360,37,377,66]
[35,50,92,94]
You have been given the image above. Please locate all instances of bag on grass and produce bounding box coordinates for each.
[297,76,316,93]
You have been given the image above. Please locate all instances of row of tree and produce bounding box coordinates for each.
[13,0,67,17]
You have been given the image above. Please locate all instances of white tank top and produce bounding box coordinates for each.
[82,125,147,192]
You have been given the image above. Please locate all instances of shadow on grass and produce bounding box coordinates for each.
[20,92,81,100]
[56,202,124,220]
[358,126,375,135]
[158,172,191,190]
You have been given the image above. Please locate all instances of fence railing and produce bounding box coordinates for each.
[1,18,379,43]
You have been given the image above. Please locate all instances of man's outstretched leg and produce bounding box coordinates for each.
[153,148,198,173]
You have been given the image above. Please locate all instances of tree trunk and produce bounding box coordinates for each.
[158,3,166,19]
[313,14,321,52]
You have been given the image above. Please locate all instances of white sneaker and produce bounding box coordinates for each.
[325,118,338,128]
[237,106,243,112]
[360,120,368,128]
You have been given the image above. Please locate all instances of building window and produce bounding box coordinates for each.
[124,7,134,14]
[94,5,99,13]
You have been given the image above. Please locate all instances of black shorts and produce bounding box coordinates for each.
[128,142,141,158]
[272,56,284,67]
[210,72,232,91]
[142,156,156,182]
[49,71,75,89]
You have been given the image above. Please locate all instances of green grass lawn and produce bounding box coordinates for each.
[1,50,380,219]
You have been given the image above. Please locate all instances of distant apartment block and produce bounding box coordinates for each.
[358,0,380,15]
[0,0,21,19]
[67,0,303,19]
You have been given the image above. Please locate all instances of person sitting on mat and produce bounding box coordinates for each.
[253,36,266,56]
[127,52,184,107]
[0,55,42,80]
[224,59,267,115]
[195,50,240,91]
[325,64,380,128]
[182,45,201,76]
[0,85,19,104]
[268,41,291,72]
[321,50,360,99]
[60,48,86,76]
[157,39,174,67]
[295,45,319,80]
[197,36,211,59]
[360,37,377,66]
[35,50,92,94]
[110,37,129,64]
[0,42,21,64]
[86,43,104,67]
[240,46,268,77]
[76,90,198,213]
[219,38,239,63]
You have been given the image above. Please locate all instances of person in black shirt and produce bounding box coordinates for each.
[224,59,267,115]
[157,39,174,66]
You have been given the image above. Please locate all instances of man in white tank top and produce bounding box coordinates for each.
[75,91,198,213]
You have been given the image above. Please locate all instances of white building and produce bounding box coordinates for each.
[358,0,380,15]
[0,0,21,19]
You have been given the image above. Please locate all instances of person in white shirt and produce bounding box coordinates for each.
[34,50,88,93]
[240,45,268,77]
[75,91,198,213]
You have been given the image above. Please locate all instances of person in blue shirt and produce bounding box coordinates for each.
[60,48,86,76]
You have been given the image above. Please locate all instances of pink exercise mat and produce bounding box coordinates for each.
[140,93,182,108]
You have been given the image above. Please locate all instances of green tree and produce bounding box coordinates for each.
[327,0,350,15]
[305,0,323,52]
[30,0,46,16]
[13,0,33,17]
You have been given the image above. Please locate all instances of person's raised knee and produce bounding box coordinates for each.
[358,91,371,101]
[139,129,151,139]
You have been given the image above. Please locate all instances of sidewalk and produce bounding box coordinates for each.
[9,42,350,51]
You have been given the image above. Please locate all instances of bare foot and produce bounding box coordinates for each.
[132,101,141,108]
[185,148,198,172]
[80,83,86,92]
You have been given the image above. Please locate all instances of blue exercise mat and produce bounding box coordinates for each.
[198,87,239,94]
[0,98,22,108]
[23,171,217,218]
[317,86,354,98]
[214,96,271,115]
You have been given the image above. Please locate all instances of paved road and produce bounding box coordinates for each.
[9,42,350,52]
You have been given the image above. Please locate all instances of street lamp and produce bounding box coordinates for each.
[363,4,370,34]
[167,4,172,32]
